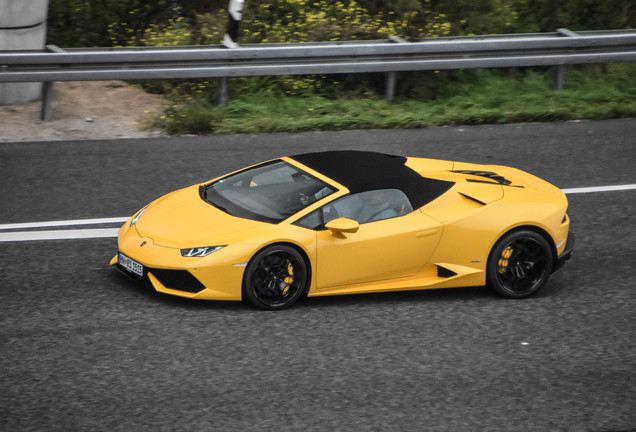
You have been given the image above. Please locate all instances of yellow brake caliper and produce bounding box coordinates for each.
[498,246,514,274]
[282,260,294,295]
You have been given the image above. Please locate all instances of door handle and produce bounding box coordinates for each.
[416,228,440,238]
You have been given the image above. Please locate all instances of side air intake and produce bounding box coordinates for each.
[437,265,458,278]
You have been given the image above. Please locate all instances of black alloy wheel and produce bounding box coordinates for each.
[487,230,553,298]
[243,245,308,310]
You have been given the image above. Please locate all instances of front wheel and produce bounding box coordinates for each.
[487,230,553,298]
[242,245,309,310]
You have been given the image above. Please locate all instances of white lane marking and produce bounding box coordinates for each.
[0,217,129,231]
[562,184,636,194]
[0,228,120,242]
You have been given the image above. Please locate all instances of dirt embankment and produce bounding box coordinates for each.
[0,81,166,142]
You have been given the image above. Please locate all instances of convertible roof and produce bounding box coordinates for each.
[290,150,454,208]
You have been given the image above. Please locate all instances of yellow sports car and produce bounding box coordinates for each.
[111,150,574,310]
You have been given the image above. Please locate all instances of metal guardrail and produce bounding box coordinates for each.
[1,28,635,120]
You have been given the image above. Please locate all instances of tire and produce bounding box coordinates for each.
[487,230,553,299]
[242,245,309,310]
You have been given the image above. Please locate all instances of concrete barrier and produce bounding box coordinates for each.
[0,0,49,105]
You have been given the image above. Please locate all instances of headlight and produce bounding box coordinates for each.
[130,206,148,227]
[181,246,226,257]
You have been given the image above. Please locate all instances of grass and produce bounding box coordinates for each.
[149,64,636,135]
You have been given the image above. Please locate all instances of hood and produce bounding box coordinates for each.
[135,185,265,247]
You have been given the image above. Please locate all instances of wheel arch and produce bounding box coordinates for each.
[243,241,313,296]
[489,224,558,271]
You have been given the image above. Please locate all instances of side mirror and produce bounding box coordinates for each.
[325,218,359,234]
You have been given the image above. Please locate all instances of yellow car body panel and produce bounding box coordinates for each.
[315,211,443,290]
[111,151,572,306]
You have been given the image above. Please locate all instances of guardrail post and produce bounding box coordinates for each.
[40,81,53,121]
[38,45,64,121]
[216,77,228,106]
[553,28,578,90]
[384,36,408,101]
[217,0,244,105]
[384,72,396,101]
[553,65,565,90]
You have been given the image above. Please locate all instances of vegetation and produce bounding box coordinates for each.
[48,0,636,47]
[46,1,636,135]
[149,65,636,135]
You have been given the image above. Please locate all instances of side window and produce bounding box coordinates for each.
[294,209,322,230]
[294,189,413,230]
[323,193,364,224]
[328,189,413,224]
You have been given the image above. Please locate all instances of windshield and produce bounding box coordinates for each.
[203,160,335,223]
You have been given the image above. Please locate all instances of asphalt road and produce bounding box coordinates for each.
[1,119,635,432]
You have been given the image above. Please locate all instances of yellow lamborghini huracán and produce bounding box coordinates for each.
[111,151,574,310]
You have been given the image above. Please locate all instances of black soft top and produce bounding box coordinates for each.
[290,150,454,209]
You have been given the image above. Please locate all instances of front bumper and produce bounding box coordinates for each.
[111,249,245,301]
[110,224,250,301]
[554,232,575,272]
[112,252,207,294]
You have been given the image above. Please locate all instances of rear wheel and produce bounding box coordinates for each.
[487,230,553,298]
[242,245,308,310]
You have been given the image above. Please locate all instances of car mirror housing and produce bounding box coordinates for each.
[325,218,360,234]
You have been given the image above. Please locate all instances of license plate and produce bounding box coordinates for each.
[118,252,144,277]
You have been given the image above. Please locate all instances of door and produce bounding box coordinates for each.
[314,190,443,290]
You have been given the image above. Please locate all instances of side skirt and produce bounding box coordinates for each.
[309,263,485,297]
